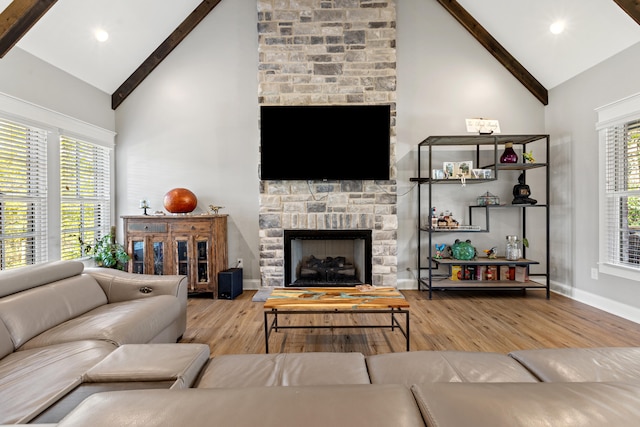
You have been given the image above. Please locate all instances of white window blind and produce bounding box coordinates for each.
[603,119,640,269]
[0,119,48,269]
[60,136,111,260]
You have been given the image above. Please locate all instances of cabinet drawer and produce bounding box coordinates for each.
[127,222,168,233]
[170,222,212,234]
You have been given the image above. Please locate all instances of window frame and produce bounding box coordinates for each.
[597,92,640,281]
[0,92,115,267]
[0,118,49,269]
[60,135,112,261]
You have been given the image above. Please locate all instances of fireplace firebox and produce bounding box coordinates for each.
[284,230,372,287]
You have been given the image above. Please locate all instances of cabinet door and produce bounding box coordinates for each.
[172,234,214,294]
[150,237,168,275]
[129,238,145,274]
[174,238,190,277]
[128,236,169,275]
[196,238,210,285]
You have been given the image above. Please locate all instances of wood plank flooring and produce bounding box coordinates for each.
[179,289,640,356]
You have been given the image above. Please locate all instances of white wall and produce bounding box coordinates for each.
[395,0,546,287]
[0,47,114,131]
[114,0,260,285]
[546,42,640,323]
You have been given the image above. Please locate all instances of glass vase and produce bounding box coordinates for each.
[505,235,521,261]
[500,142,518,163]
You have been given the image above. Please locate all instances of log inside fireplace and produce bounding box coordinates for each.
[296,255,359,286]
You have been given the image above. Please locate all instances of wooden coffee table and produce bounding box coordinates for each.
[263,287,410,353]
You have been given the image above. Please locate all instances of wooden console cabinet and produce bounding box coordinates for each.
[122,215,228,297]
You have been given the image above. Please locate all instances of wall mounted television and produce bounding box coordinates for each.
[260,104,391,180]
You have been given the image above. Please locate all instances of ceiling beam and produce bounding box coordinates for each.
[612,0,640,25]
[111,0,223,110]
[435,0,548,105]
[0,0,58,58]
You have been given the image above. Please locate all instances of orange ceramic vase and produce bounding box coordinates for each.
[163,188,197,213]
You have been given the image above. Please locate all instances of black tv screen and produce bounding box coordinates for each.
[260,104,390,180]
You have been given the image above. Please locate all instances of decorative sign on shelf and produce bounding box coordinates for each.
[465,118,501,134]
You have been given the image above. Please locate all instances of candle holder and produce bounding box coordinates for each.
[139,200,150,216]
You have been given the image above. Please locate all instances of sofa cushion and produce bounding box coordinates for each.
[84,343,210,389]
[410,381,640,427]
[366,351,539,385]
[56,385,426,427]
[0,275,107,349]
[20,296,180,350]
[0,260,84,298]
[0,340,115,424]
[196,352,371,388]
[509,347,640,382]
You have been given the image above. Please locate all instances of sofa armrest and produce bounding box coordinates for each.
[84,268,188,304]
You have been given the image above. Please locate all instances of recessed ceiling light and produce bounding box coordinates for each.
[549,20,565,35]
[94,29,109,42]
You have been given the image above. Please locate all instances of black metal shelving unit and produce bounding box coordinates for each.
[410,134,550,299]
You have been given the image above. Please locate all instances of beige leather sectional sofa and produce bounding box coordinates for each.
[38,347,640,426]
[0,260,192,424]
[3,261,640,426]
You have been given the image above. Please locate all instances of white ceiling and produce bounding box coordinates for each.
[0,0,202,94]
[1,0,640,95]
[457,0,640,89]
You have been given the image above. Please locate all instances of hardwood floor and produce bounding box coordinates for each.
[179,289,640,356]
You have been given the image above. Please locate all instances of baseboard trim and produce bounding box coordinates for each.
[242,279,261,290]
[398,278,640,325]
[396,278,416,290]
[551,281,640,325]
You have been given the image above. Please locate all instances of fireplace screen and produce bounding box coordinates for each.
[284,230,372,287]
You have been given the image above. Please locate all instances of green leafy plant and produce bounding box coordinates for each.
[89,233,130,270]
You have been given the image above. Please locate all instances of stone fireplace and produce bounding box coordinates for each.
[257,0,398,287]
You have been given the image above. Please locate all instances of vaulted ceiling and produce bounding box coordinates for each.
[1,0,640,109]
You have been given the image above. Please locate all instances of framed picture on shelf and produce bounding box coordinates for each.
[471,169,483,179]
[443,162,455,178]
[456,161,473,178]
[432,169,446,180]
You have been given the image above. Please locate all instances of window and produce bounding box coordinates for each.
[598,93,640,280]
[603,120,640,266]
[0,93,115,270]
[60,136,111,260]
[0,119,48,269]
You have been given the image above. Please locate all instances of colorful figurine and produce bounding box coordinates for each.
[434,243,446,259]
[451,239,477,260]
[484,247,497,259]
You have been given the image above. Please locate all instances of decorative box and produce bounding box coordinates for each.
[476,191,500,206]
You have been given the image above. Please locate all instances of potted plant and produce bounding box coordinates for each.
[84,226,130,270]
